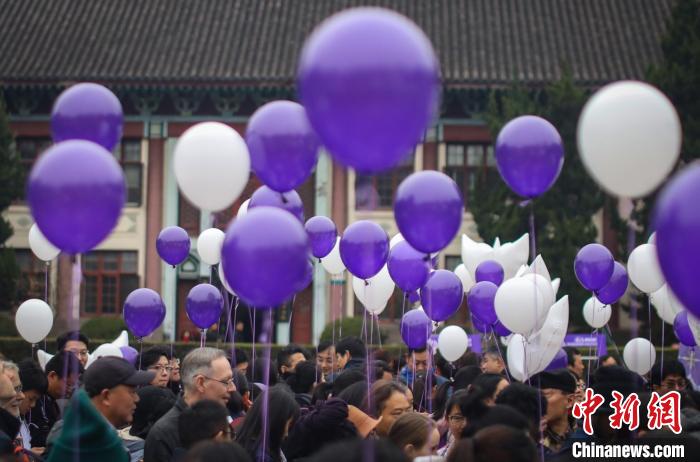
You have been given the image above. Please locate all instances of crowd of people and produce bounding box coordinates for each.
[1,331,699,462]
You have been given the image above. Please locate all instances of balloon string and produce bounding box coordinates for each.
[491,326,511,383]
[529,201,537,262]
[288,296,296,343]
[364,309,371,413]
[138,338,143,370]
[251,309,256,385]
[331,280,337,379]
[605,324,625,368]
[661,318,665,380]
[44,262,48,353]
[338,278,344,338]
[260,308,273,462]
[200,329,205,348]
[62,255,82,399]
[375,314,382,349]
[648,296,653,375]
[397,293,407,378]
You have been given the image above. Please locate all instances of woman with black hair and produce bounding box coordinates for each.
[468,373,508,405]
[236,385,299,462]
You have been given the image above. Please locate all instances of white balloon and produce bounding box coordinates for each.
[494,234,530,280]
[37,350,53,371]
[15,299,53,344]
[493,237,501,249]
[461,234,494,277]
[437,326,469,362]
[648,232,656,245]
[174,122,250,211]
[111,330,130,348]
[523,273,555,312]
[218,262,237,296]
[321,237,345,275]
[527,296,570,375]
[390,233,404,248]
[507,334,527,382]
[87,343,124,368]
[628,244,665,294]
[197,228,225,265]
[688,314,700,347]
[623,337,656,375]
[515,265,531,278]
[529,255,551,283]
[237,199,250,218]
[352,265,394,314]
[454,264,475,293]
[551,278,561,299]
[582,297,612,329]
[650,284,683,324]
[577,81,682,198]
[28,224,60,261]
[495,277,544,336]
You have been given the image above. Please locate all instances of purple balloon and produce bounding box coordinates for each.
[123,288,166,338]
[298,8,440,173]
[246,101,321,192]
[186,283,224,330]
[387,240,431,293]
[295,261,314,292]
[495,115,564,198]
[674,311,697,347]
[408,290,421,304]
[339,221,389,279]
[394,171,464,254]
[574,243,615,292]
[249,185,305,222]
[401,309,431,349]
[596,262,629,305]
[27,140,125,253]
[119,346,138,366]
[467,281,499,325]
[421,270,464,322]
[545,349,569,371]
[475,260,505,286]
[156,226,191,266]
[51,83,123,151]
[492,320,512,337]
[305,216,337,259]
[221,207,310,307]
[471,314,489,334]
[654,165,700,319]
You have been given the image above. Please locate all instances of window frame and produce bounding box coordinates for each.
[81,251,139,316]
[443,143,496,209]
[113,139,144,206]
[355,153,416,210]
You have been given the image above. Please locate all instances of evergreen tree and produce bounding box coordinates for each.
[0,89,24,311]
[471,73,604,329]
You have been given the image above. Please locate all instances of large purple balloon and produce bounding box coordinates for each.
[545,349,568,371]
[27,140,125,253]
[492,320,512,337]
[156,226,191,266]
[221,207,310,307]
[186,283,224,330]
[421,270,464,322]
[574,243,615,292]
[673,311,697,347]
[475,260,505,286]
[339,221,389,279]
[119,346,138,366]
[305,216,337,259]
[387,240,430,293]
[401,309,431,349]
[297,8,440,173]
[471,315,489,334]
[249,185,305,222]
[51,83,124,151]
[495,115,564,198]
[246,101,321,192]
[654,165,700,319]
[467,281,499,325]
[123,288,166,338]
[596,262,629,305]
[394,171,464,254]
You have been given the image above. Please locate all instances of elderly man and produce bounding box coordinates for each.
[144,347,235,462]
[531,370,577,456]
[0,361,23,451]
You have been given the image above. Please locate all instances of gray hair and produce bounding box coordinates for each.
[2,361,18,374]
[181,347,227,391]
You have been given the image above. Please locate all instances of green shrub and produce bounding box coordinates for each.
[320,316,388,344]
[80,317,129,342]
[0,313,15,337]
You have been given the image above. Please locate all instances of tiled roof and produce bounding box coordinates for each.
[0,0,674,88]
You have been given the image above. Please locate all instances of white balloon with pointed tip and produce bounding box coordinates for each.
[523,273,555,327]
[582,297,612,329]
[37,350,53,370]
[28,224,60,261]
[623,337,656,375]
[237,199,250,218]
[628,243,665,294]
[529,255,551,283]
[461,234,494,277]
[390,233,404,248]
[650,284,683,324]
[551,278,561,298]
[15,299,54,344]
[527,296,570,375]
[321,237,346,275]
[494,234,530,280]
[87,343,123,368]
[454,264,475,293]
[111,330,130,348]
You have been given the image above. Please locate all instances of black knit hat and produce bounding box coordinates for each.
[531,369,577,394]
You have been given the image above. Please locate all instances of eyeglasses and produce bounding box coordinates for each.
[448,415,465,424]
[202,375,235,387]
[662,378,687,390]
[148,365,173,373]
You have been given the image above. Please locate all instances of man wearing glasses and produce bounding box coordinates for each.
[144,347,235,462]
[56,331,90,368]
[651,360,689,394]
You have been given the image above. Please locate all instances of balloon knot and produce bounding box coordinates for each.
[364,279,370,286]
[423,254,431,262]
[318,258,322,264]
[280,193,289,204]
[519,199,532,208]
[172,265,176,269]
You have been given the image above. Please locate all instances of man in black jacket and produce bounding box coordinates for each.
[144,347,235,462]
